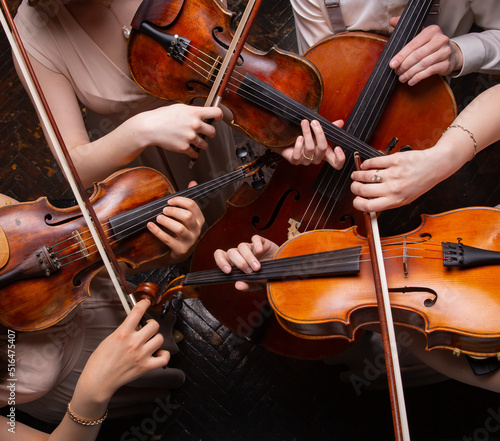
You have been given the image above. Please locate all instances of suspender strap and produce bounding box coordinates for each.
[423,0,441,26]
[324,0,346,34]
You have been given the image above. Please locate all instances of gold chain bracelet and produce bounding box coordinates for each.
[442,123,478,160]
[67,402,108,426]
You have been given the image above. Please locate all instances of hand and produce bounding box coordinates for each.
[389,17,463,86]
[279,119,346,169]
[141,104,224,159]
[350,149,437,212]
[213,235,279,291]
[147,181,205,262]
[76,299,170,404]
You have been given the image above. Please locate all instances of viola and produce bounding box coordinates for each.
[127,0,324,148]
[164,207,500,357]
[0,155,276,332]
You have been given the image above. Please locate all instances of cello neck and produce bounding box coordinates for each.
[346,0,435,140]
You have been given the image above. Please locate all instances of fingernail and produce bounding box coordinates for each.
[251,261,260,270]
[223,265,231,273]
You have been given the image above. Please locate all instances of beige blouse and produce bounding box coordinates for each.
[14,0,238,225]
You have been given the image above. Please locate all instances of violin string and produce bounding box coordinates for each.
[178,45,371,231]
[48,168,249,264]
[184,44,379,159]
[186,243,447,284]
[55,230,445,271]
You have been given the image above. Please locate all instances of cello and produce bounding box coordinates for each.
[188,0,456,358]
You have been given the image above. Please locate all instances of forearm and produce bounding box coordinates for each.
[426,84,500,182]
[0,387,109,441]
[45,367,114,441]
[69,113,151,188]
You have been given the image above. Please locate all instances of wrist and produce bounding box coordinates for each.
[131,111,156,150]
[66,401,108,426]
[449,41,464,77]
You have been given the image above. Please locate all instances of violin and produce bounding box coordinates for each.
[0,155,276,332]
[127,0,324,148]
[164,206,500,357]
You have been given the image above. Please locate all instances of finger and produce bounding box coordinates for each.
[351,169,385,184]
[289,135,305,164]
[250,235,265,255]
[214,248,233,273]
[122,299,151,331]
[141,331,165,355]
[359,156,393,171]
[225,245,255,273]
[201,106,223,122]
[235,281,252,292]
[238,242,261,271]
[353,194,394,213]
[390,27,434,70]
[350,180,386,200]
[399,58,450,85]
[190,134,209,151]
[137,317,161,342]
[301,120,316,161]
[324,146,345,170]
[388,16,400,29]
[146,349,171,370]
[310,120,328,158]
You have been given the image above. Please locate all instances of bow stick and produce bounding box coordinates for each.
[0,1,136,314]
[354,153,410,441]
[189,0,262,167]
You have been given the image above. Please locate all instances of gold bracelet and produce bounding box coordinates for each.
[67,402,108,426]
[442,123,478,160]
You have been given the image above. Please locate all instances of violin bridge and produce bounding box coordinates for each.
[72,230,89,257]
[287,218,301,239]
[403,235,409,278]
[207,56,222,82]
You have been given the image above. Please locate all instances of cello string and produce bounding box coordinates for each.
[311,2,432,232]
[171,46,371,232]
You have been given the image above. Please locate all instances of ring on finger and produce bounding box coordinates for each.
[302,150,315,161]
[370,170,382,183]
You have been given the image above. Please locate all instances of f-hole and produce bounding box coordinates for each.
[212,26,244,66]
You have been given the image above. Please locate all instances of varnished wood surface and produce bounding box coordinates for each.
[2,0,500,439]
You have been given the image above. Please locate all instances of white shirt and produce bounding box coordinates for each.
[291,0,500,76]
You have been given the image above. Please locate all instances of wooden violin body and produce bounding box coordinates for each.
[127,0,323,147]
[269,207,500,357]
[0,167,175,331]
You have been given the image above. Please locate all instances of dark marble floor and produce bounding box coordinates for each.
[1,1,500,440]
